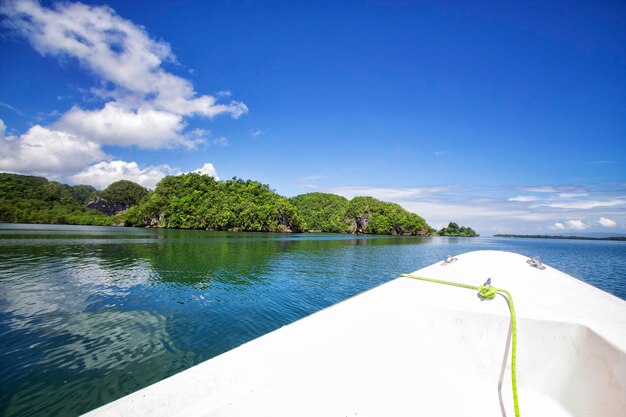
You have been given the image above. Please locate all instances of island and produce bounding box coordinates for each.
[438,222,479,237]
[494,234,626,242]
[0,172,478,237]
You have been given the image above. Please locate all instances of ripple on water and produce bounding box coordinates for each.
[0,227,624,417]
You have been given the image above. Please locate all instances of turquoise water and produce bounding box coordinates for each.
[1,224,624,416]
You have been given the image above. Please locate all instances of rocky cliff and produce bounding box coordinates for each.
[86,196,130,216]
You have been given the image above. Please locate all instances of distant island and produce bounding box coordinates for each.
[0,172,478,237]
[495,234,626,242]
[437,222,479,237]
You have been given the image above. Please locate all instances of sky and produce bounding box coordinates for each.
[0,0,624,235]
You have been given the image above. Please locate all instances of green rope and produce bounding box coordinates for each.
[400,273,520,417]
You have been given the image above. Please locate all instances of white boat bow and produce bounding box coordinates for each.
[84,250,626,417]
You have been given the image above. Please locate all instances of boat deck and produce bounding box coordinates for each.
[84,250,626,417]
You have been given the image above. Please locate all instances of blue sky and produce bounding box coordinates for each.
[0,0,624,234]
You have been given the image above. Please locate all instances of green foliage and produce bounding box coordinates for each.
[438,222,479,237]
[0,173,48,198]
[126,174,301,232]
[291,193,429,235]
[100,180,149,205]
[348,197,428,235]
[69,184,97,204]
[0,173,475,237]
[38,181,74,204]
[0,173,114,225]
[289,193,349,232]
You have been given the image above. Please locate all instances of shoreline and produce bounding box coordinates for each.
[494,234,626,242]
[0,221,486,238]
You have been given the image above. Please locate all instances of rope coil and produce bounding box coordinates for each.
[400,273,520,417]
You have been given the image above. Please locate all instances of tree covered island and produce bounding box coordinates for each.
[438,222,479,237]
[494,234,625,241]
[0,172,478,237]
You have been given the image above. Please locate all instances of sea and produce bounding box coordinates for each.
[1,223,624,416]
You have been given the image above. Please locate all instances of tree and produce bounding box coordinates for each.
[0,173,472,237]
[290,193,430,235]
[438,222,478,237]
[128,174,302,232]
[101,180,149,205]
[289,193,349,232]
[0,173,114,225]
[70,184,97,204]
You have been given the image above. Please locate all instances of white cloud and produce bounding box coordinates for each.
[402,200,548,223]
[298,180,626,235]
[539,199,625,209]
[508,195,537,202]
[1,0,246,119]
[550,219,589,231]
[522,185,587,194]
[69,160,176,189]
[565,219,588,230]
[598,217,617,227]
[0,100,26,117]
[56,102,192,149]
[524,186,558,193]
[69,160,220,189]
[250,130,264,138]
[0,119,5,137]
[0,0,247,177]
[211,137,230,147]
[298,175,328,182]
[192,163,219,180]
[328,185,451,201]
[3,1,170,96]
[0,125,105,176]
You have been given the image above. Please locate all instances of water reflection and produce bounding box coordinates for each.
[0,225,624,416]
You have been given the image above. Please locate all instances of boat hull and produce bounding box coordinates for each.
[84,250,626,417]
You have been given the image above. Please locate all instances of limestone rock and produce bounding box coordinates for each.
[86,196,130,216]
